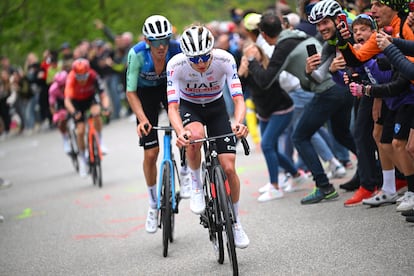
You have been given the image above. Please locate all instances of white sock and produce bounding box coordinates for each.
[382,169,396,194]
[233,201,239,220]
[148,185,157,209]
[191,168,202,190]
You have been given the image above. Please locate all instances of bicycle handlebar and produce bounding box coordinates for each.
[188,133,250,156]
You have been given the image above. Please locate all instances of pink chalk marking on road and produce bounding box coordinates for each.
[106,217,145,224]
[74,193,148,209]
[73,224,145,240]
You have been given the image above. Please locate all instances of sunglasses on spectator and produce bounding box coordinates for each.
[149,38,170,48]
[188,53,211,64]
[75,73,89,81]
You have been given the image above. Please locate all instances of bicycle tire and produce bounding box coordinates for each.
[68,126,79,172]
[161,163,172,257]
[91,134,102,187]
[203,163,224,264]
[215,167,238,275]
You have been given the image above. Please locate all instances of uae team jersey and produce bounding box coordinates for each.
[166,48,243,105]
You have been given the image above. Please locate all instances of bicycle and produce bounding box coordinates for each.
[85,112,103,188]
[149,125,182,257]
[186,133,250,276]
[66,115,79,173]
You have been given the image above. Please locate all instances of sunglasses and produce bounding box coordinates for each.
[149,38,170,48]
[75,73,89,81]
[188,54,211,64]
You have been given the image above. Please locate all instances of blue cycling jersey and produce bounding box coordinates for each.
[126,40,181,90]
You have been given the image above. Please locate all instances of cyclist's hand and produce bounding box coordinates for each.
[72,111,82,120]
[138,122,151,138]
[102,107,111,118]
[176,130,191,148]
[233,123,248,139]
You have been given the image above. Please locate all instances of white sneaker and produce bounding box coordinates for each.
[63,138,71,154]
[100,142,108,155]
[190,189,205,214]
[233,222,249,249]
[284,170,307,192]
[79,157,88,178]
[259,174,290,193]
[278,173,291,190]
[179,168,192,199]
[362,190,398,206]
[396,191,414,212]
[145,207,158,233]
[327,163,346,179]
[258,182,272,193]
[257,186,284,202]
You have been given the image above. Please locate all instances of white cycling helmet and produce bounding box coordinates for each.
[180,26,215,57]
[308,0,342,24]
[142,15,172,40]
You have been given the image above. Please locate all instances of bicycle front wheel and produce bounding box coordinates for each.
[161,163,172,257]
[91,134,102,188]
[215,167,238,275]
[203,164,224,264]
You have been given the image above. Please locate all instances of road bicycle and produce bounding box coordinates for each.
[85,112,103,188]
[66,115,79,173]
[187,133,250,276]
[150,125,182,257]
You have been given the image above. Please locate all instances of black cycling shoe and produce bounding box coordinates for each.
[401,209,414,217]
[406,216,414,223]
[339,173,360,191]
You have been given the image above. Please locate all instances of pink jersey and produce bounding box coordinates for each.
[48,81,64,106]
[166,48,243,105]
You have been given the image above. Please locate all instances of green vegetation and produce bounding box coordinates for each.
[0,0,280,65]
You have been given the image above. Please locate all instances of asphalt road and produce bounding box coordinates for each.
[0,115,413,276]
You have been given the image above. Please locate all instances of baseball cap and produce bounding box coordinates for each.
[243,13,262,31]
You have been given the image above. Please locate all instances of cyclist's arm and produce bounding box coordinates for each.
[125,48,148,124]
[64,77,77,115]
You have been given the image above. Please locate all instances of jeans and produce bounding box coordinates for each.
[107,73,122,120]
[293,84,356,187]
[353,95,381,190]
[260,110,297,184]
[282,89,336,170]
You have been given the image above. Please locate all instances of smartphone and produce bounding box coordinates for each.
[282,16,290,28]
[337,13,349,31]
[306,44,317,57]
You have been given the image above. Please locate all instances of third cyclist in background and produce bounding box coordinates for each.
[64,58,111,178]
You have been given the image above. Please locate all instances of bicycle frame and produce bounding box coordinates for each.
[86,114,102,164]
[156,128,178,212]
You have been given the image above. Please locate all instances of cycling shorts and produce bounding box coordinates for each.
[136,86,168,150]
[179,96,236,154]
[71,94,99,123]
[381,104,414,144]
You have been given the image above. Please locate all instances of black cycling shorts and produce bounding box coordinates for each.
[136,85,168,150]
[179,96,236,154]
[381,104,414,144]
[71,95,99,123]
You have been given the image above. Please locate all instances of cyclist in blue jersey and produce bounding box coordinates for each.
[126,15,190,234]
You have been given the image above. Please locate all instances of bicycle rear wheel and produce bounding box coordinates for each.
[215,167,238,275]
[161,163,172,257]
[203,164,224,264]
[91,134,102,188]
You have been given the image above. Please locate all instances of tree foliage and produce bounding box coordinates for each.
[0,0,278,65]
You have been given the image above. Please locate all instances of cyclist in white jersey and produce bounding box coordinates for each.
[167,25,250,249]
